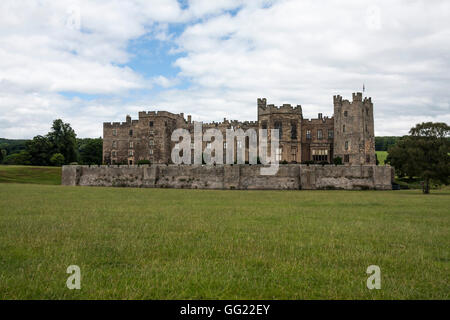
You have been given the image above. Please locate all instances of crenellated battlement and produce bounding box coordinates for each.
[201,119,259,128]
[138,110,186,121]
[303,116,334,124]
[103,121,137,128]
[363,97,372,104]
[333,95,342,105]
[352,92,363,102]
[258,99,303,116]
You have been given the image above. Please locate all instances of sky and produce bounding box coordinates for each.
[0,0,449,139]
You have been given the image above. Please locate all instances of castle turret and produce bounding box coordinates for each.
[333,92,375,165]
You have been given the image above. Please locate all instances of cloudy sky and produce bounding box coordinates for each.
[0,0,449,139]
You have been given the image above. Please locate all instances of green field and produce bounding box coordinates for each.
[0,181,449,299]
[376,151,388,165]
[0,165,61,185]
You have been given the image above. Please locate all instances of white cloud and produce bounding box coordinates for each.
[0,0,449,139]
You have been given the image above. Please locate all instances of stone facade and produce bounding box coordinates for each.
[62,164,394,190]
[102,92,376,166]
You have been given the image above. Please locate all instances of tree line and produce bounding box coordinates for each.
[375,136,401,151]
[386,122,449,193]
[0,119,102,166]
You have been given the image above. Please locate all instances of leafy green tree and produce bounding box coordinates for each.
[50,153,65,166]
[0,148,4,163]
[3,150,32,165]
[387,122,450,194]
[26,135,54,166]
[46,119,78,164]
[78,138,102,165]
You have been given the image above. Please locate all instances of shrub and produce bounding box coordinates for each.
[333,157,343,165]
[137,160,151,165]
[50,153,65,166]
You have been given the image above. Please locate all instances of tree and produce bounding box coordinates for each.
[78,138,102,165]
[3,150,32,165]
[386,122,450,194]
[26,135,54,166]
[50,153,65,166]
[0,148,4,163]
[46,119,78,164]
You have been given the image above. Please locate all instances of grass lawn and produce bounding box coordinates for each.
[0,183,448,299]
[376,151,388,165]
[0,165,61,185]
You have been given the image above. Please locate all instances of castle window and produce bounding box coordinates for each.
[112,151,116,157]
[344,111,348,117]
[276,148,282,161]
[128,150,133,156]
[261,121,267,130]
[191,143,195,149]
[306,130,311,139]
[345,141,349,150]
[112,141,117,148]
[343,125,346,133]
[149,121,153,127]
[317,129,323,140]
[129,141,133,148]
[274,121,282,138]
[149,140,154,146]
[129,129,133,136]
[291,122,297,140]
[312,149,328,162]
[112,129,117,136]
[223,142,227,149]
[149,130,154,135]
[344,154,349,163]
[291,147,297,162]
[328,130,334,139]
[149,149,153,155]
[207,143,212,149]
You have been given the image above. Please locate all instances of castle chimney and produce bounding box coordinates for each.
[318,113,322,119]
[188,115,192,123]
[126,115,131,123]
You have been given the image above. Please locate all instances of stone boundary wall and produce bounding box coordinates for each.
[62,164,394,190]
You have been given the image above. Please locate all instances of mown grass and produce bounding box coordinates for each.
[376,151,388,165]
[0,165,61,185]
[0,183,448,299]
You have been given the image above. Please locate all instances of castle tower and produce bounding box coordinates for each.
[333,92,375,165]
[257,98,303,163]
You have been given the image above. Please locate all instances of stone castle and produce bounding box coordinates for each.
[102,92,375,166]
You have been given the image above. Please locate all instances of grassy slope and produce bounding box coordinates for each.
[0,184,448,299]
[0,165,61,185]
